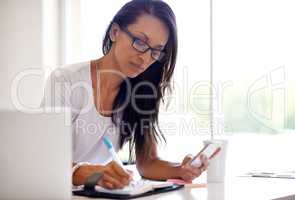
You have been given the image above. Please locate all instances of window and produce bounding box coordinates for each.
[63,0,295,162]
[213,0,295,133]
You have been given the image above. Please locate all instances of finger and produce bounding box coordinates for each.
[110,161,131,178]
[200,154,208,163]
[181,165,201,179]
[181,154,193,166]
[183,163,202,176]
[200,155,209,171]
[99,180,114,189]
[106,171,128,188]
[102,173,125,189]
[182,175,193,182]
[181,171,196,181]
[105,162,131,185]
[104,182,115,189]
[104,167,124,184]
[105,168,130,185]
[98,178,115,189]
[110,166,131,185]
[186,167,202,177]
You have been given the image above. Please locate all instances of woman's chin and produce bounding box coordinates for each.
[126,72,142,78]
[124,69,144,78]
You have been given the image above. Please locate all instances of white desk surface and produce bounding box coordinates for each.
[73,133,295,200]
[72,176,295,200]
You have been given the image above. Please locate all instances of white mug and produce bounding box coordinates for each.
[207,182,225,200]
[204,139,228,183]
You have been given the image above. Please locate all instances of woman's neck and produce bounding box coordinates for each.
[95,53,125,91]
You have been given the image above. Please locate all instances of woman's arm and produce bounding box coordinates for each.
[136,138,209,181]
[136,139,181,180]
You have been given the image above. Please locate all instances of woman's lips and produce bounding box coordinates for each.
[130,62,145,70]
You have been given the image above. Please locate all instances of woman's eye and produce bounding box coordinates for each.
[135,38,147,46]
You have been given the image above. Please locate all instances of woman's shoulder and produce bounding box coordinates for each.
[50,61,91,83]
[42,61,92,113]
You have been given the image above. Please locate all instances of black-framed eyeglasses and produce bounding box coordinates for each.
[121,27,166,62]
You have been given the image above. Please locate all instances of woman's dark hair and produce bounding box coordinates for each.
[102,0,178,161]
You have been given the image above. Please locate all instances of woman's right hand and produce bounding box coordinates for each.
[73,161,133,189]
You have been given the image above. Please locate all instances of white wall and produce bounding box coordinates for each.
[0,0,61,110]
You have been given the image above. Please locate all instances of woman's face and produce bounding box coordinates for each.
[110,14,169,78]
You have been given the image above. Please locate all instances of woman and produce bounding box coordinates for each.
[42,0,209,189]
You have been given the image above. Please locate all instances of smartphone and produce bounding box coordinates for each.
[190,143,221,167]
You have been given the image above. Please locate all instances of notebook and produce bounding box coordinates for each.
[73,179,183,199]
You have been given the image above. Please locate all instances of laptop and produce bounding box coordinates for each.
[0,109,72,199]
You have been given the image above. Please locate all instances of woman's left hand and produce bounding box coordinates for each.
[177,154,209,182]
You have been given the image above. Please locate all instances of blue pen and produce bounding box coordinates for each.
[102,136,124,167]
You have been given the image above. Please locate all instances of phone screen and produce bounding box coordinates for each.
[190,144,221,167]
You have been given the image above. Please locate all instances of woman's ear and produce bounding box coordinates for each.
[109,23,120,42]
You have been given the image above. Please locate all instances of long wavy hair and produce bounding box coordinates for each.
[102,0,178,161]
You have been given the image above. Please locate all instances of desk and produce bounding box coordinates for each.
[72,177,295,200]
[73,133,295,200]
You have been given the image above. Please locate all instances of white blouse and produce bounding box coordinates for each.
[41,61,120,165]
